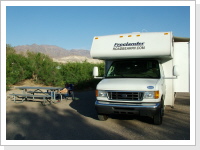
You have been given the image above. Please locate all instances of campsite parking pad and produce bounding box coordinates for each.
[6,89,190,140]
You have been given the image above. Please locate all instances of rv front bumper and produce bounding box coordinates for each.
[95,100,161,117]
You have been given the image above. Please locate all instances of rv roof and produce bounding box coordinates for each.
[90,32,187,60]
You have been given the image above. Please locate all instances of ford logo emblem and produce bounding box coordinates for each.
[147,86,154,89]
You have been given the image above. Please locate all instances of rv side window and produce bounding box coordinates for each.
[106,60,160,78]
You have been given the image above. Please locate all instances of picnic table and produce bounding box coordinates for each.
[10,86,64,105]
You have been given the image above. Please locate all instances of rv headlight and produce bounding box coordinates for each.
[143,91,159,99]
[96,90,108,97]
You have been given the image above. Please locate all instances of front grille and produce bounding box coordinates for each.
[107,91,143,101]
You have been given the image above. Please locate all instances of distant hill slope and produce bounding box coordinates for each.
[14,44,91,58]
[14,44,103,63]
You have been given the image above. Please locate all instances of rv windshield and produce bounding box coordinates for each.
[106,60,160,78]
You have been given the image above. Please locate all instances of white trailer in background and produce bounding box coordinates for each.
[90,31,189,125]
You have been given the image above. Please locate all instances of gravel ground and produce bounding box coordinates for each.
[6,80,190,141]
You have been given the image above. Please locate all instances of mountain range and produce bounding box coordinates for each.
[13,44,103,63]
[14,44,91,58]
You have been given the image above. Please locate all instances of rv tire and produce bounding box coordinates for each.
[153,109,163,125]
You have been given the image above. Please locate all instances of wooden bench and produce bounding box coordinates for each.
[10,93,52,105]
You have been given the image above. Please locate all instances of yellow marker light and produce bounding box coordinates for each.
[128,35,132,37]
[136,35,140,37]
[154,91,160,99]
[164,33,168,35]
[119,36,123,38]
[95,90,98,97]
[95,37,98,39]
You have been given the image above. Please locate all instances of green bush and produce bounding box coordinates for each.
[6,44,104,90]
[60,61,104,89]
[6,45,32,85]
[26,51,63,86]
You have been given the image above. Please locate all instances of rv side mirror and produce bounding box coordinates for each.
[93,66,99,77]
[173,65,179,76]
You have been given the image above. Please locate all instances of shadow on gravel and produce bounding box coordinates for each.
[69,91,190,140]
[6,92,190,140]
[6,103,126,140]
[69,90,98,120]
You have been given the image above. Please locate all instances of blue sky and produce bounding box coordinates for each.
[6,6,190,50]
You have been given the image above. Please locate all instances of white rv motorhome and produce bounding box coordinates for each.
[90,31,189,125]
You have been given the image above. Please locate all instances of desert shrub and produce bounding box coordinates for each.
[6,44,104,90]
[6,46,32,86]
[26,52,63,86]
[59,61,104,89]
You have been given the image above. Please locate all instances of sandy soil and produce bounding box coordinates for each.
[5,80,190,141]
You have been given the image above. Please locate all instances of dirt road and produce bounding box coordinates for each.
[6,80,190,140]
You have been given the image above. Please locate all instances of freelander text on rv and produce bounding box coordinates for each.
[90,31,189,125]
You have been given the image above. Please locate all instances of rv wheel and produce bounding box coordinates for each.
[98,114,108,121]
[153,109,163,125]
